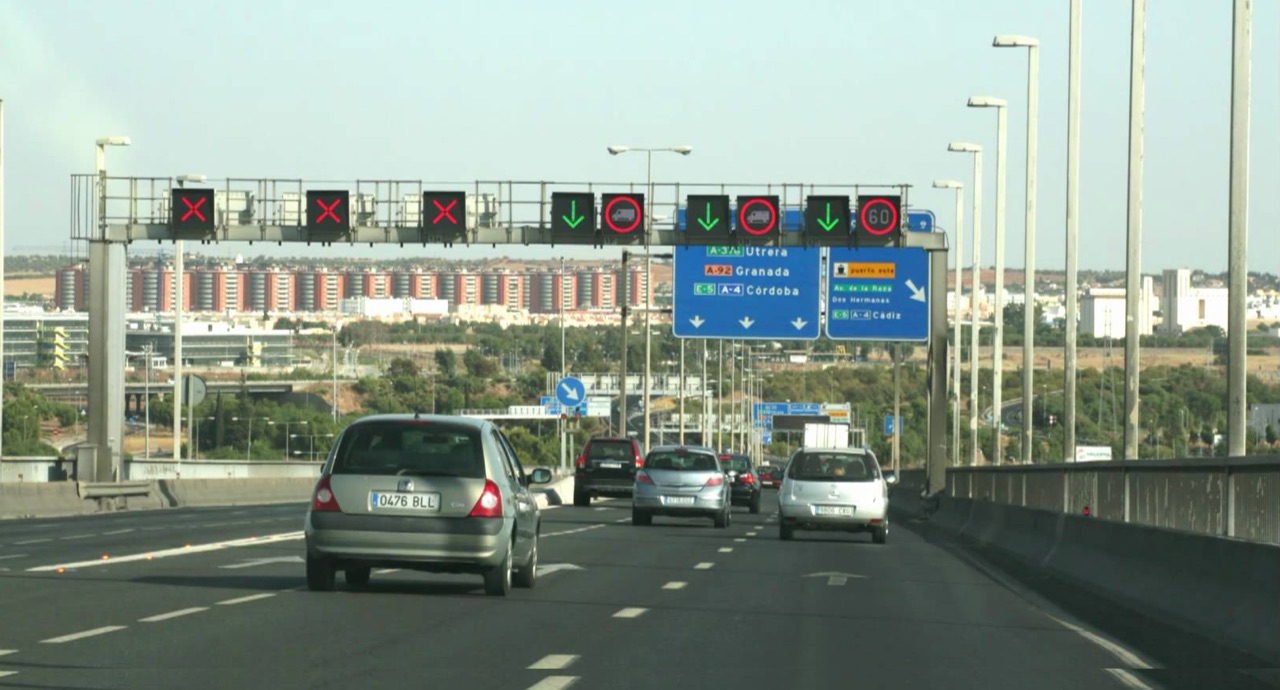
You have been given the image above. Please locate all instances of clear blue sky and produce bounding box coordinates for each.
[1,0,1276,274]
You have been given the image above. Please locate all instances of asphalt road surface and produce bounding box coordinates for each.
[0,497,1274,690]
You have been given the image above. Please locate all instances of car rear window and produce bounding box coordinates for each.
[587,440,634,460]
[719,455,751,471]
[331,421,485,479]
[646,451,718,471]
[787,452,876,482]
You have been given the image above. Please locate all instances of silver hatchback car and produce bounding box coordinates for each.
[304,414,552,596]
[777,448,896,543]
[631,445,732,528]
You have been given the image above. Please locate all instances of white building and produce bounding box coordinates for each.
[1080,277,1156,339]
[1160,269,1228,334]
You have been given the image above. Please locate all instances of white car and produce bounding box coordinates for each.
[777,448,896,544]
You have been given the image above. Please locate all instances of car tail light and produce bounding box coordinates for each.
[636,470,653,485]
[575,453,586,468]
[312,475,341,512]
[705,474,724,487]
[742,472,756,484]
[468,479,504,517]
[634,453,645,467]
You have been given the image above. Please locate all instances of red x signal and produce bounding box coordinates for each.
[316,197,343,223]
[432,198,458,224]
[180,196,208,222]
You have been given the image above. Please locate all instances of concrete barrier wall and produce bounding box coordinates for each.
[904,494,1280,666]
[0,458,67,483]
[128,460,322,481]
[0,482,92,518]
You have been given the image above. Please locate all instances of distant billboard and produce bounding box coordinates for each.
[1075,445,1114,462]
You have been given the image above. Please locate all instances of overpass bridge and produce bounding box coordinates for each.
[25,379,315,414]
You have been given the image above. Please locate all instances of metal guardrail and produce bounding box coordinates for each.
[947,457,1280,545]
[78,480,151,499]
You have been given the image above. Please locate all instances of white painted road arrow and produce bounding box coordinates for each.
[689,315,705,328]
[804,571,866,586]
[791,317,808,330]
[739,317,755,329]
[905,279,927,303]
[219,556,305,570]
[559,382,581,402]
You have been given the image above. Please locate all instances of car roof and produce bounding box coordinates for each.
[345,413,491,432]
[648,445,717,455]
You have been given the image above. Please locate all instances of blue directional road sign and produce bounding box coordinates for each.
[826,246,930,341]
[907,210,935,232]
[673,246,821,340]
[555,376,586,407]
[883,415,902,435]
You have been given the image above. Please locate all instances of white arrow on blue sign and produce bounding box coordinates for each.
[555,376,586,407]
[825,246,930,342]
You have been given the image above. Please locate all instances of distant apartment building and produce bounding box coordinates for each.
[1160,268,1229,334]
[1080,277,1156,339]
[53,261,652,318]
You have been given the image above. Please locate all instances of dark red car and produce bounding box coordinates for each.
[757,465,783,489]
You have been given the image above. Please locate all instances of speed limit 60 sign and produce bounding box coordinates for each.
[855,195,902,245]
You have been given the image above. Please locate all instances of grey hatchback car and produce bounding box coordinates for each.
[631,445,732,528]
[304,414,551,596]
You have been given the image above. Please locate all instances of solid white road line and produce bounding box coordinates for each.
[1103,668,1158,690]
[662,581,688,590]
[0,554,28,561]
[27,531,304,572]
[0,671,16,679]
[528,654,579,670]
[101,528,135,536]
[41,626,127,644]
[216,593,277,606]
[525,677,578,690]
[694,562,715,570]
[139,607,208,623]
[612,607,647,619]
[1044,613,1155,670]
[14,539,50,545]
[60,534,95,541]
[0,649,16,657]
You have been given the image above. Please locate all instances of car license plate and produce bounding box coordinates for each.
[815,505,854,517]
[599,461,623,469]
[369,491,440,511]
[664,496,696,506]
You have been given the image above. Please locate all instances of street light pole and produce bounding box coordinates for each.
[607,143,692,449]
[933,179,964,467]
[1226,0,1252,456]
[1064,0,1083,462]
[994,35,1040,464]
[968,96,1009,464]
[948,142,983,465]
[1122,0,1147,459]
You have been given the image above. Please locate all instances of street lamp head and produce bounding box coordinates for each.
[176,173,207,183]
[95,136,131,147]
[607,145,630,155]
[671,145,693,155]
[932,179,963,189]
[947,141,982,153]
[967,96,1008,109]
[993,34,1040,48]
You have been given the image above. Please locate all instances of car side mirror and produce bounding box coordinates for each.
[529,467,553,485]
[883,471,898,485]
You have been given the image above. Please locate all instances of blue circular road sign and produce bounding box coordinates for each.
[555,376,586,407]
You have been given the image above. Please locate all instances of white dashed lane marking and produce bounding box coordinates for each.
[41,626,127,644]
[612,607,647,619]
[662,581,688,590]
[139,607,208,623]
[525,677,579,690]
[216,593,276,606]
[14,539,50,545]
[694,562,715,570]
[718,547,734,553]
[528,654,579,670]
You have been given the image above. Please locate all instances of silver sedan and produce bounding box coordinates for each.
[777,448,896,543]
[631,445,732,528]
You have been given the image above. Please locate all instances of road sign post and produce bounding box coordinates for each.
[673,246,820,339]
[826,246,930,341]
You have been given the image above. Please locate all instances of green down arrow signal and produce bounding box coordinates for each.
[697,205,720,231]
[818,202,840,231]
[562,200,585,228]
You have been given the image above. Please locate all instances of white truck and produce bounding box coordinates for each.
[803,422,850,449]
